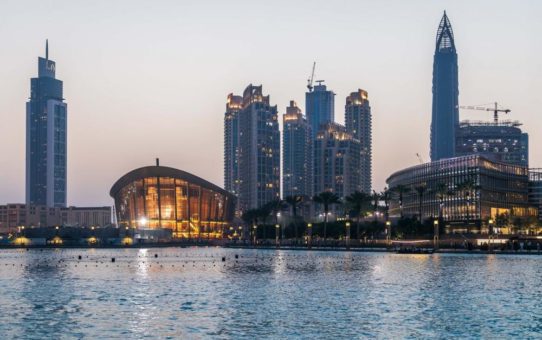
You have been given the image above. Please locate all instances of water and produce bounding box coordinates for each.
[0,248,540,339]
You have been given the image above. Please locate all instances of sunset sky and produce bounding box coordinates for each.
[0,0,540,206]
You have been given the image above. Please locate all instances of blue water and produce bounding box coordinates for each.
[0,248,540,339]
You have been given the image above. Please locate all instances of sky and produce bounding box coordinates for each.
[0,0,541,206]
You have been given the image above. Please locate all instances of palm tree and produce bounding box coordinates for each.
[380,187,392,221]
[372,190,381,222]
[391,185,411,218]
[435,183,454,224]
[312,191,341,241]
[257,204,272,239]
[456,179,479,225]
[242,208,259,242]
[413,185,427,221]
[284,195,304,240]
[345,191,372,240]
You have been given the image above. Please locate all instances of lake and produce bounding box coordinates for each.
[0,248,540,339]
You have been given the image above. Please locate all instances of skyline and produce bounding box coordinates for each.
[1,1,541,206]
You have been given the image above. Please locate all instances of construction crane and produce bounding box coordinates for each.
[307,62,316,92]
[416,153,424,164]
[457,102,511,124]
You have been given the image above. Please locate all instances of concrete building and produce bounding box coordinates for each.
[430,11,459,161]
[529,169,542,220]
[0,204,111,234]
[455,120,529,167]
[227,84,280,212]
[26,40,67,207]
[282,101,312,199]
[224,93,243,197]
[306,81,335,138]
[314,123,362,198]
[345,89,372,193]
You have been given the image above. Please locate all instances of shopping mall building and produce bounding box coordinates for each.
[386,155,538,233]
[110,161,235,239]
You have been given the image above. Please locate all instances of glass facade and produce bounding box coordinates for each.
[529,169,542,220]
[111,166,235,239]
[386,155,538,231]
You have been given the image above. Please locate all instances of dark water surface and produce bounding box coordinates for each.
[0,248,540,339]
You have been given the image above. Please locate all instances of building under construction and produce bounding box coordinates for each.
[455,120,529,167]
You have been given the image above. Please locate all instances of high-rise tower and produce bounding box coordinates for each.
[224,94,242,197]
[430,11,459,161]
[282,101,312,198]
[306,81,335,138]
[345,89,372,193]
[26,40,67,207]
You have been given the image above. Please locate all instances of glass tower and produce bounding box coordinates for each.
[26,40,67,207]
[430,11,459,161]
[282,101,312,198]
[306,82,335,138]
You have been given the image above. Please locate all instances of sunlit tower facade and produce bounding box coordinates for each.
[26,41,67,207]
[282,101,312,198]
[306,81,335,138]
[235,85,280,212]
[345,89,372,194]
[430,11,459,161]
[224,94,242,197]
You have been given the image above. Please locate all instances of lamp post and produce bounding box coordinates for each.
[488,219,494,253]
[252,224,257,245]
[386,220,391,247]
[345,222,351,250]
[433,219,439,250]
[307,223,313,249]
[275,224,280,248]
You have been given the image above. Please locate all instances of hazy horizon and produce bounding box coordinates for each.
[1,0,541,207]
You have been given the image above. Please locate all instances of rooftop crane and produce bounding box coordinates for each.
[457,102,511,124]
[307,62,316,92]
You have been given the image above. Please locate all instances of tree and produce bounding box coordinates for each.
[242,208,260,241]
[413,185,427,221]
[390,185,411,218]
[435,182,454,224]
[380,187,391,221]
[284,195,304,240]
[345,191,372,240]
[313,191,341,240]
[371,190,381,222]
[456,179,479,225]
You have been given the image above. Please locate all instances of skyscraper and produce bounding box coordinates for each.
[282,101,312,198]
[314,123,361,198]
[430,11,459,161]
[232,85,280,212]
[306,81,335,138]
[224,93,242,197]
[26,41,67,207]
[345,89,372,193]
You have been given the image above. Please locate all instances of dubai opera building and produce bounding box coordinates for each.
[110,161,235,239]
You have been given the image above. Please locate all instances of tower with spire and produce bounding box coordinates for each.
[430,11,459,161]
[26,40,68,207]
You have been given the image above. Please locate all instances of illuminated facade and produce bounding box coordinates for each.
[224,94,242,196]
[345,89,372,193]
[529,169,542,220]
[26,40,67,207]
[110,164,235,238]
[314,123,361,198]
[455,120,529,167]
[235,84,280,212]
[430,11,459,161]
[282,101,312,198]
[386,155,538,232]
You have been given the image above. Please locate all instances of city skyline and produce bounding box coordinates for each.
[1,1,541,206]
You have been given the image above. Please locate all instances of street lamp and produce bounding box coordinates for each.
[275,224,280,247]
[307,223,313,249]
[345,222,351,250]
[252,224,257,245]
[488,219,494,253]
[385,220,391,246]
[433,219,439,250]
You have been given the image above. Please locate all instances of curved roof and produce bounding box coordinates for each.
[110,166,233,199]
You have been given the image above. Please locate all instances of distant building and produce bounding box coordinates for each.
[225,85,280,212]
[455,120,529,167]
[386,155,538,233]
[224,94,243,197]
[345,89,372,193]
[26,40,67,207]
[282,101,313,198]
[306,81,335,138]
[314,123,361,198]
[0,204,111,234]
[529,169,542,220]
[430,11,459,161]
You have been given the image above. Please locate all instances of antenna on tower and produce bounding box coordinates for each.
[46,39,49,60]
